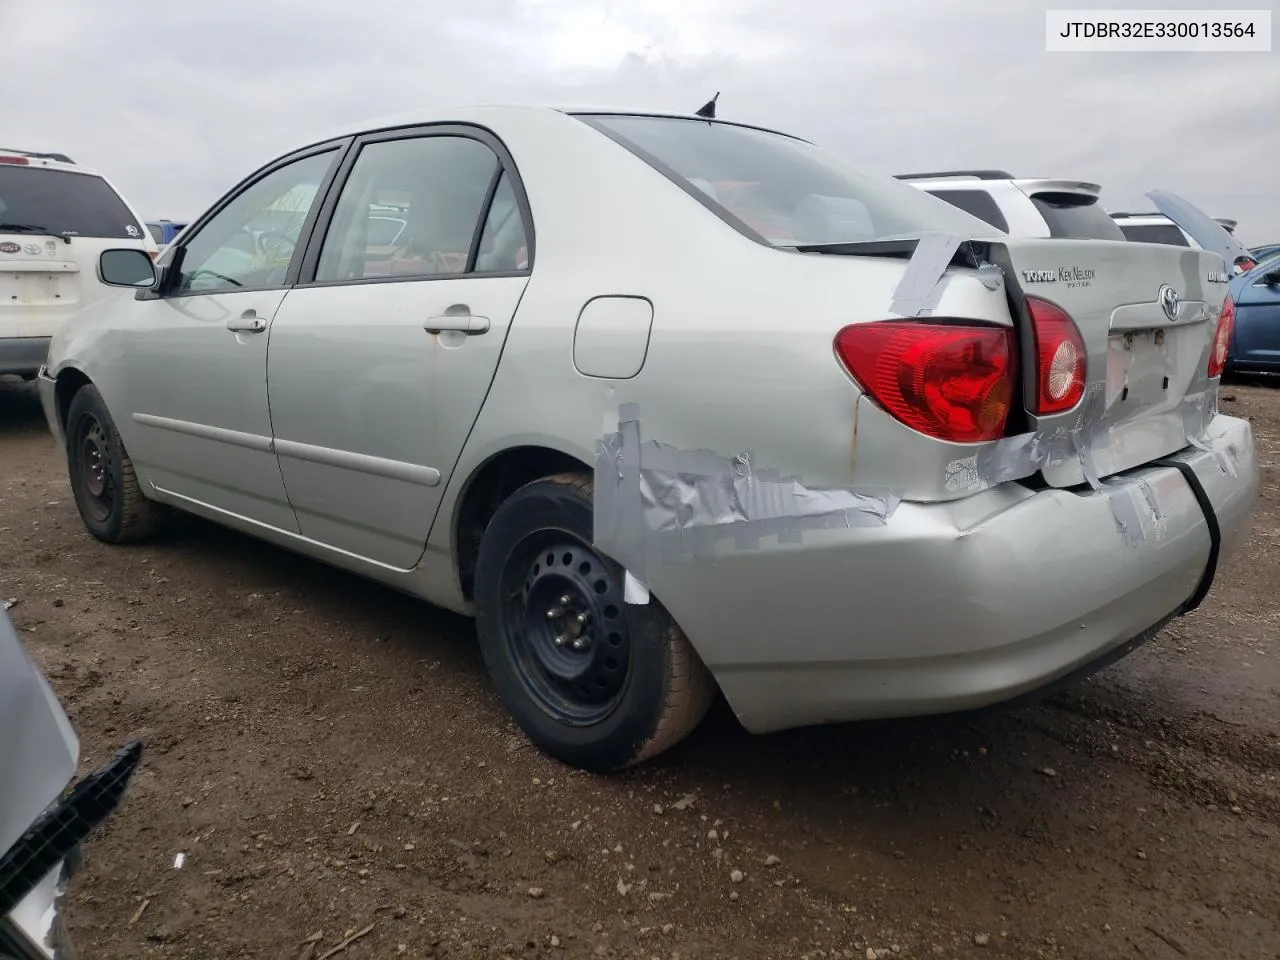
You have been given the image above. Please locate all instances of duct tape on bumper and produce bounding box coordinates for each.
[943,385,1232,547]
[593,404,902,603]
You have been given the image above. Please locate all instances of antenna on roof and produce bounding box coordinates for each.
[695,92,720,119]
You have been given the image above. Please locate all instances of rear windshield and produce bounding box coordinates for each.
[1118,222,1190,247]
[1029,192,1126,241]
[581,115,1002,246]
[0,166,144,240]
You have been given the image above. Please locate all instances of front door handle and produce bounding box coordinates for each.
[424,304,489,336]
[227,311,267,333]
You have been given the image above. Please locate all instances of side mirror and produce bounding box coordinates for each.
[97,248,157,288]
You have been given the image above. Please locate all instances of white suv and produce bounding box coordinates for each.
[897,170,1128,241]
[0,149,155,379]
[1110,211,1237,247]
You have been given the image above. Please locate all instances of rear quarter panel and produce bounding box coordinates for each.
[425,108,1015,597]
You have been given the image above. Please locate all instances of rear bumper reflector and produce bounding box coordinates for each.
[1152,458,1221,614]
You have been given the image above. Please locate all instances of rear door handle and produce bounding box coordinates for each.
[227,311,267,333]
[424,304,489,336]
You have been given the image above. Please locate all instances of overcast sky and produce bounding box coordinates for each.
[3,0,1276,243]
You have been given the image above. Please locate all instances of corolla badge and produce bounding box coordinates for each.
[1158,284,1180,322]
[0,242,19,254]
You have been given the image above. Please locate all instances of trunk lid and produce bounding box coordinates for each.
[995,236,1226,487]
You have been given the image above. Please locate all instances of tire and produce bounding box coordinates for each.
[473,472,716,771]
[65,384,167,544]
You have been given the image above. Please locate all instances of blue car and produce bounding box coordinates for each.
[145,219,187,245]
[1226,257,1280,374]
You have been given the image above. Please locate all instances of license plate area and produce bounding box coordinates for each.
[0,270,76,308]
[1104,327,1181,415]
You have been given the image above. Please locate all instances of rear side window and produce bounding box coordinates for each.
[925,189,1010,232]
[147,223,166,243]
[315,135,503,282]
[0,167,144,239]
[1118,222,1190,246]
[1029,193,1126,241]
[581,114,1000,246]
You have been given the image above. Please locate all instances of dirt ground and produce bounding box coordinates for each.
[1,376,1278,960]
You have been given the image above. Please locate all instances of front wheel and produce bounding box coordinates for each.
[65,384,168,543]
[473,473,715,771]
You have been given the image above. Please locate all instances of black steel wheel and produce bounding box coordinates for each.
[500,536,632,725]
[73,410,115,524]
[474,472,716,771]
[64,384,167,544]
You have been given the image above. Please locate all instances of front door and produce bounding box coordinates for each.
[122,145,344,530]
[266,128,533,568]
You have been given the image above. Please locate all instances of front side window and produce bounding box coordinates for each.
[580,114,1001,246]
[315,136,500,283]
[173,149,337,295]
[0,167,144,240]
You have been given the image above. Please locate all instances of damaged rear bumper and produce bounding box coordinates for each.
[646,413,1259,734]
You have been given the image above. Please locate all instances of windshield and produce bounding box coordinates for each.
[0,166,143,239]
[580,115,1002,246]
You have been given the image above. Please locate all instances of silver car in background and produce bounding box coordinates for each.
[0,608,142,958]
[37,105,1258,771]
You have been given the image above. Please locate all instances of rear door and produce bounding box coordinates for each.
[1233,267,1280,365]
[265,126,533,569]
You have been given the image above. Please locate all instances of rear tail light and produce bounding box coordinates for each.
[0,156,30,165]
[1025,297,1086,415]
[834,321,1015,443]
[1209,295,1234,378]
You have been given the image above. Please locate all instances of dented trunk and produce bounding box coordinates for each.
[993,237,1228,488]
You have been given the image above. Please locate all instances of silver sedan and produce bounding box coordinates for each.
[38,105,1259,770]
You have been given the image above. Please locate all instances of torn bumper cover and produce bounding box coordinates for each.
[0,744,143,960]
[0,610,143,959]
[592,406,1259,735]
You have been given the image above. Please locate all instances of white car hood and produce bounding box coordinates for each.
[1148,189,1253,271]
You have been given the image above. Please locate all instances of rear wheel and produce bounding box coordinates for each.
[473,473,715,771]
[65,385,167,543]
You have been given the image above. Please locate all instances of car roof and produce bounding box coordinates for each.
[0,149,105,178]
[310,102,802,148]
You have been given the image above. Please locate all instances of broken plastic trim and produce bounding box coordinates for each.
[594,404,902,603]
[0,741,143,918]
[943,382,1235,549]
